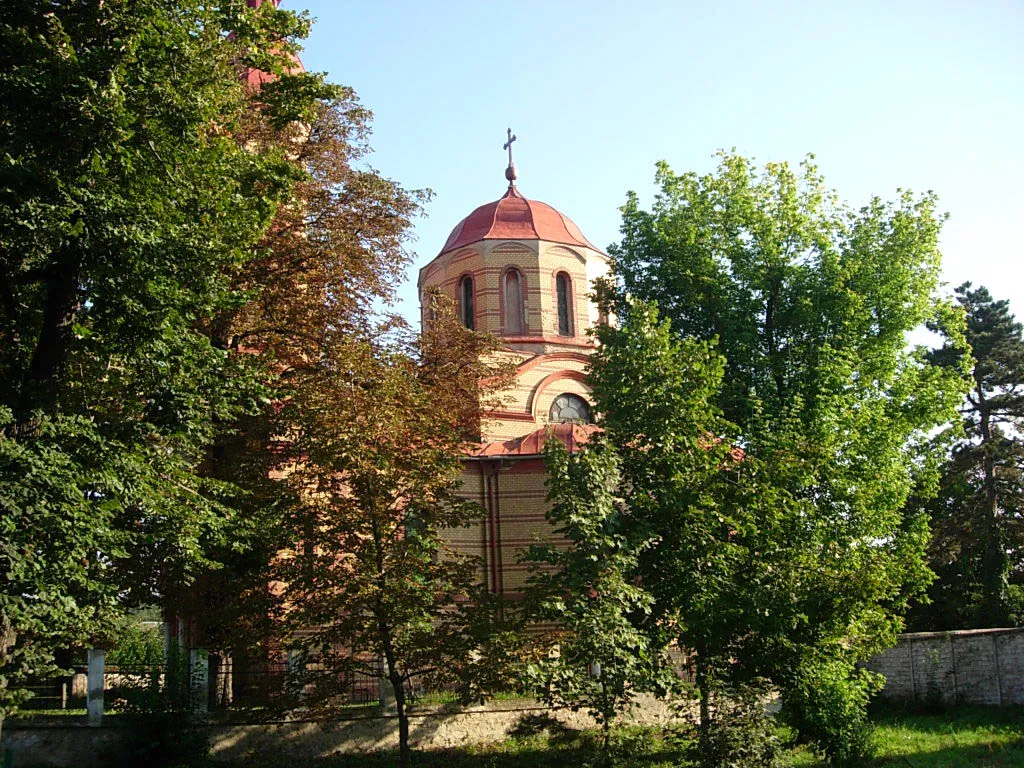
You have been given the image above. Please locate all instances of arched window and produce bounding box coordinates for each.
[504,269,525,335]
[459,275,474,330]
[549,393,591,424]
[556,272,572,336]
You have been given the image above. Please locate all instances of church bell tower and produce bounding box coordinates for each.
[419,133,608,597]
[418,131,608,446]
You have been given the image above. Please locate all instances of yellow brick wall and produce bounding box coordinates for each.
[451,458,568,597]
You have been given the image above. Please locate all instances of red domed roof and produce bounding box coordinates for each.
[439,186,602,256]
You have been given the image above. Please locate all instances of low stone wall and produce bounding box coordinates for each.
[866,627,1024,706]
[1,696,682,767]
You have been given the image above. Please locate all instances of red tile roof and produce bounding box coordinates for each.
[468,422,600,458]
[440,186,602,256]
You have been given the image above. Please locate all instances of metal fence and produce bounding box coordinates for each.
[17,645,693,718]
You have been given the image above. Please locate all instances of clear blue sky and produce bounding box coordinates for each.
[294,0,1024,325]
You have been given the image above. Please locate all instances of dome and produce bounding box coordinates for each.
[439,186,602,256]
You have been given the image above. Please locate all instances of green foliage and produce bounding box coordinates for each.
[107,623,165,668]
[910,283,1024,630]
[522,438,675,753]
[0,0,331,727]
[692,680,783,768]
[783,660,881,766]
[601,152,971,765]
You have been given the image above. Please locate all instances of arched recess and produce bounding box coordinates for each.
[546,245,587,265]
[457,273,475,330]
[501,266,527,335]
[491,241,539,256]
[529,369,590,420]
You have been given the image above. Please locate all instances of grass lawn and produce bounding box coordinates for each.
[295,704,1024,768]
[862,704,1024,767]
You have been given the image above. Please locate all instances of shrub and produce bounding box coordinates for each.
[783,660,880,766]
[692,679,783,768]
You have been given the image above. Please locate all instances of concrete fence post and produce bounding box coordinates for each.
[378,655,395,713]
[286,649,305,702]
[213,652,233,708]
[189,648,209,716]
[86,649,104,727]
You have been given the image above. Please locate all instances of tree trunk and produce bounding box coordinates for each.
[381,639,410,768]
[695,654,712,768]
[600,678,612,758]
[0,611,17,744]
[13,259,80,431]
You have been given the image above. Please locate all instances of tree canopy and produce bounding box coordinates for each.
[0,0,332,726]
[599,153,971,764]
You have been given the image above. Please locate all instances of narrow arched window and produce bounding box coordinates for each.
[459,276,474,330]
[556,272,572,336]
[504,269,524,335]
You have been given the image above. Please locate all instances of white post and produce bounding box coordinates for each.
[286,649,305,702]
[189,648,209,716]
[378,654,395,713]
[86,649,104,727]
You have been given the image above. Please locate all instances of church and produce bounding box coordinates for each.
[418,134,607,598]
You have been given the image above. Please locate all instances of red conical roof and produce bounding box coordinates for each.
[439,186,602,256]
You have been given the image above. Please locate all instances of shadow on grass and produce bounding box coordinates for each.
[301,724,688,768]
[870,741,1024,768]
[871,700,1024,730]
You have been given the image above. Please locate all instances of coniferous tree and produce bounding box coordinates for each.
[912,283,1024,629]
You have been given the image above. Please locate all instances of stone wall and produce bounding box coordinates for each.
[1,696,682,767]
[866,627,1024,706]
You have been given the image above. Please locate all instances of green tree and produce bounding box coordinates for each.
[522,437,673,756]
[589,300,784,766]
[272,306,511,768]
[0,0,329,731]
[602,153,970,764]
[911,283,1024,629]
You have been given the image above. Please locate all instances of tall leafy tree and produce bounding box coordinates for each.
[271,305,511,768]
[522,437,673,756]
[589,300,784,765]
[0,0,330,729]
[911,283,1024,629]
[164,84,431,657]
[603,154,970,764]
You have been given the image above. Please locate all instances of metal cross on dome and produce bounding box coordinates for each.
[503,127,518,185]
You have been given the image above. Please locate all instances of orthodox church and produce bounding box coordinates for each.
[418,134,607,598]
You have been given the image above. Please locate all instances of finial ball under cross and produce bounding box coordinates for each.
[503,127,518,184]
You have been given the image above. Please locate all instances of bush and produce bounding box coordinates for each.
[690,680,782,768]
[782,660,880,766]
[107,623,165,667]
